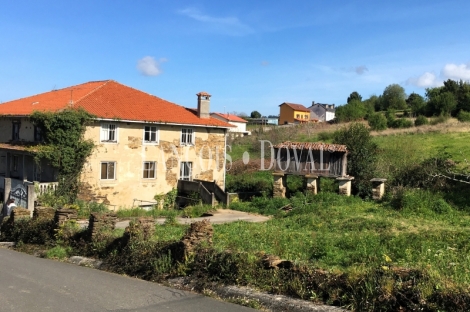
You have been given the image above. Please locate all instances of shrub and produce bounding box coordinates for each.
[368,113,388,131]
[457,110,470,122]
[317,131,334,141]
[414,115,429,126]
[430,115,449,125]
[390,118,413,128]
[333,123,378,197]
[226,172,273,194]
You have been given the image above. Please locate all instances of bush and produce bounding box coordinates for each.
[333,123,378,197]
[368,113,388,131]
[226,172,273,194]
[414,115,429,126]
[317,131,334,141]
[457,110,470,122]
[430,115,449,125]
[390,118,413,128]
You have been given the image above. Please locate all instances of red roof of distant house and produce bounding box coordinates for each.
[211,113,248,123]
[0,80,233,128]
[279,102,310,112]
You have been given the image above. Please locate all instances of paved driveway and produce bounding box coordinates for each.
[79,209,270,229]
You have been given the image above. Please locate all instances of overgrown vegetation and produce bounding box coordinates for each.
[30,108,95,203]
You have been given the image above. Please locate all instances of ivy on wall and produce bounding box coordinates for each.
[30,108,95,202]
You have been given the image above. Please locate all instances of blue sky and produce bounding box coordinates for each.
[1,0,470,116]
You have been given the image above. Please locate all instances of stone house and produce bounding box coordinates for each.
[278,103,311,125]
[0,80,233,208]
[308,102,336,122]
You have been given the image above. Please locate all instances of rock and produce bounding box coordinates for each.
[54,208,78,226]
[33,207,55,220]
[124,217,154,240]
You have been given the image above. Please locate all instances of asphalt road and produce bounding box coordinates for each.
[0,248,254,312]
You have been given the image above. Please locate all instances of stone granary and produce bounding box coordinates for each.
[272,141,354,197]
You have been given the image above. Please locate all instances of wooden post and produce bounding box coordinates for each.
[341,152,348,177]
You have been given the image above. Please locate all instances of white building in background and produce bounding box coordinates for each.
[308,102,336,122]
[210,113,250,137]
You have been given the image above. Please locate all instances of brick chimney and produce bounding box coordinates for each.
[196,91,211,119]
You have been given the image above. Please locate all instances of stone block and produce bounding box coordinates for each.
[371,178,387,200]
[336,177,354,196]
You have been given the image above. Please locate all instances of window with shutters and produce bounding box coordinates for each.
[100,123,117,143]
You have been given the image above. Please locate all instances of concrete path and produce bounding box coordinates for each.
[79,209,270,229]
[0,248,256,312]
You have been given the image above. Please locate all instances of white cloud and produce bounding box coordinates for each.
[406,72,441,88]
[136,56,166,76]
[441,63,470,81]
[178,8,253,36]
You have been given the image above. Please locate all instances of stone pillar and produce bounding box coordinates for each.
[304,175,318,195]
[272,172,286,198]
[370,178,387,200]
[3,177,11,203]
[336,176,354,196]
[27,183,35,217]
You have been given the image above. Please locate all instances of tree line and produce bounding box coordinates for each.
[335,79,470,126]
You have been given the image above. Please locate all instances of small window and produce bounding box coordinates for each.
[296,114,300,118]
[181,128,194,145]
[101,123,117,142]
[144,126,158,144]
[180,162,192,181]
[12,121,20,141]
[143,161,156,179]
[34,126,43,142]
[101,162,116,180]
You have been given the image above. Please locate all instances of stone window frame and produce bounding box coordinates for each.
[180,128,194,146]
[179,161,192,181]
[100,123,118,143]
[143,125,159,145]
[100,161,116,180]
[142,161,156,179]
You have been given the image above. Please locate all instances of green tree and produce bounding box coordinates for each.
[406,93,426,116]
[368,113,387,131]
[335,100,367,122]
[250,110,261,118]
[347,91,362,104]
[333,123,378,197]
[428,91,457,116]
[381,84,407,110]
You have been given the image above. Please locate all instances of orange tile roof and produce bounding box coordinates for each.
[0,80,233,128]
[211,113,248,123]
[280,102,310,112]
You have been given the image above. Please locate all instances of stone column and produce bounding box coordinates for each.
[272,172,286,198]
[3,177,11,203]
[336,176,354,196]
[370,178,387,200]
[27,183,35,217]
[304,175,318,195]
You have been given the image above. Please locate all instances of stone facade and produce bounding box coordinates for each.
[79,121,226,208]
